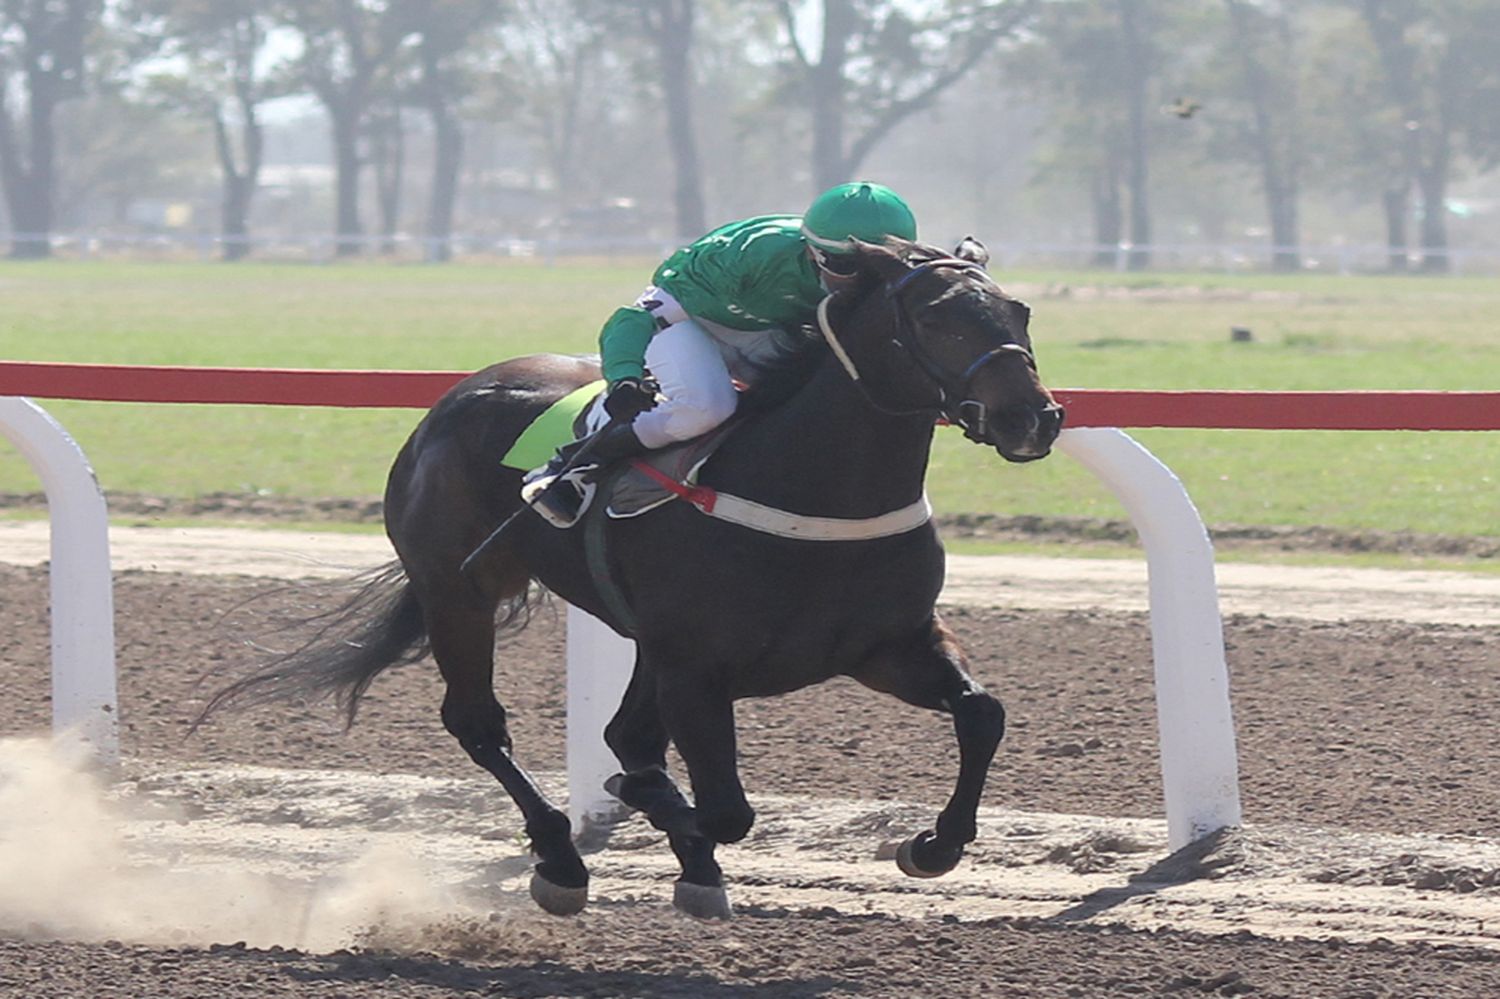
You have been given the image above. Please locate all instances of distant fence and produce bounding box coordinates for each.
[6,230,1500,274]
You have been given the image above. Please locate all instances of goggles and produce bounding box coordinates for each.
[810,245,861,278]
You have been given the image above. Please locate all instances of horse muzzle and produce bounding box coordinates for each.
[985,402,1065,463]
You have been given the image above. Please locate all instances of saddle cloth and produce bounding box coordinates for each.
[499,379,740,520]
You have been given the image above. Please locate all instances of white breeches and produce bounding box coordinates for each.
[589,286,789,449]
[628,320,740,448]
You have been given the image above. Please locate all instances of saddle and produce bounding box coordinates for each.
[501,379,743,524]
[605,421,739,518]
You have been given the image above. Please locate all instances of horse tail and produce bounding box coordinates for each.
[195,560,429,731]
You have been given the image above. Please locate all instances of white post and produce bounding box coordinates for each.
[1058,427,1242,848]
[0,398,119,764]
[565,603,634,831]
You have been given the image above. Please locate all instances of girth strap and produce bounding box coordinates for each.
[583,466,639,635]
[629,461,931,542]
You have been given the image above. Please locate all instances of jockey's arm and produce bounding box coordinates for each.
[597,306,656,384]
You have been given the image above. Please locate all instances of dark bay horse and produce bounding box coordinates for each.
[202,236,1064,919]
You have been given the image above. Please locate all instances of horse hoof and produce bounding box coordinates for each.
[673,880,732,920]
[529,871,588,916]
[895,831,958,879]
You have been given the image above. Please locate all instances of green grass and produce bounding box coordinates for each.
[0,259,1496,543]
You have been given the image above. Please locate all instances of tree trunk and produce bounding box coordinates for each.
[1116,0,1151,270]
[1360,2,1431,275]
[1381,185,1409,271]
[651,0,706,238]
[331,107,364,256]
[1226,0,1300,272]
[809,0,856,191]
[1417,163,1448,273]
[5,174,52,259]
[213,104,262,262]
[1,88,57,259]
[425,101,462,264]
[1266,185,1299,272]
[1091,160,1122,268]
[221,175,253,262]
[371,108,405,256]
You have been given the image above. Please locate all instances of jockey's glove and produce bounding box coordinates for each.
[604,377,660,421]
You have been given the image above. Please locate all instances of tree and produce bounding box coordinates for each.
[775,0,1038,192]
[283,0,417,255]
[1113,0,1152,269]
[499,0,619,213]
[1354,0,1500,271]
[366,98,404,253]
[0,0,100,258]
[406,0,504,261]
[1219,0,1302,270]
[640,0,705,238]
[1005,0,1163,268]
[134,0,285,260]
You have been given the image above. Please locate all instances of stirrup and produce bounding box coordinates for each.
[521,467,598,529]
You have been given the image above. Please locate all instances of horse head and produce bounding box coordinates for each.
[823,236,1065,462]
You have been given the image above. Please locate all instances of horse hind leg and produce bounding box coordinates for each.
[603,665,731,919]
[850,613,1006,878]
[425,595,589,916]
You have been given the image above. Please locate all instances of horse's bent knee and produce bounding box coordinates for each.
[700,801,755,844]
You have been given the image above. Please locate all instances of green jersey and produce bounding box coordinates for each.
[598,214,827,383]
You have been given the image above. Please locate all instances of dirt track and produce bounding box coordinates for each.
[1,524,1498,997]
[2,520,1496,625]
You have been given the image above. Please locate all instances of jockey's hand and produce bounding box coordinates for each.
[604,377,660,421]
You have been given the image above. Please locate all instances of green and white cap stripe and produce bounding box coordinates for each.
[801,226,859,253]
[801,181,917,255]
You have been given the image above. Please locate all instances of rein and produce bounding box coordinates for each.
[815,258,1036,441]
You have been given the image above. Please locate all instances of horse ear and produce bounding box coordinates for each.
[953,235,990,267]
[848,237,909,281]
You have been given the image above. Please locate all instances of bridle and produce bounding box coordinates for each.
[816,256,1039,444]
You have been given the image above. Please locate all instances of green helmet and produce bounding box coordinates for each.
[801,182,917,254]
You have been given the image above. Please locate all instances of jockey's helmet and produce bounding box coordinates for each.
[801,182,917,259]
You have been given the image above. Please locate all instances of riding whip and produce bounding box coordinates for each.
[459,418,620,579]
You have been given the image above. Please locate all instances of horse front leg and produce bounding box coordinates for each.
[603,663,730,919]
[851,613,1006,878]
[426,603,589,916]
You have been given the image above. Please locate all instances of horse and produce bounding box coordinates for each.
[200,236,1065,920]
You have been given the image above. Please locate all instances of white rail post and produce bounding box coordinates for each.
[1058,427,1242,848]
[565,604,634,831]
[0,398,119,765]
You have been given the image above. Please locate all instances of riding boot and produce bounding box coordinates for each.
[522,424,649,529]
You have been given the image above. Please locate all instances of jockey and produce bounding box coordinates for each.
[524,181,918,528]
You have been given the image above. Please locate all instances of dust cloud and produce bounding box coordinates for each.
[0,736,472,951]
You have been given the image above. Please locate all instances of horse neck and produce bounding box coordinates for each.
[712,351,937,518]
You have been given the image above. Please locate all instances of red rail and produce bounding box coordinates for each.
[0,360,1497,430]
